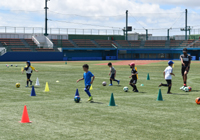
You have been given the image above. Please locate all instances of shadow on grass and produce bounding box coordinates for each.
[172,93,189,95]
[139,92,147,94]
[192,90,200,92]
[89,101,104,104]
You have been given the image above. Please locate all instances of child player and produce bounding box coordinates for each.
[129,62,139,92]
[22,61,38,87]
[159,61,175,94]
[77,64,95,101]
[108,62,120,86]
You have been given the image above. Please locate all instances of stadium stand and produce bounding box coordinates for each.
[52,39,74,47]
[35,48,55,52]
[129,40,141,47]
[95,40,114,48]
[11,48,31,52]
[170,40,184,47]
[73,39,96,47]
[144,40,166,47]
[191,40,200,47]
[115,40,130,47]
[24,39,37,47]
[0,38,24,46]
[179,40,195,47]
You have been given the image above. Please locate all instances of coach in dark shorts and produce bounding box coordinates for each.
[180,48,191,87]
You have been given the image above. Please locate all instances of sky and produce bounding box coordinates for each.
[0,0,200,36]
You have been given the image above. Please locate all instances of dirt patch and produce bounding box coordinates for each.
[96,60,166,66]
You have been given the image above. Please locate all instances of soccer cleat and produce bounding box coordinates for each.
[25,85,29,87]
[134,90,139,92]
[184,84,187,87]
[88,96,93,101]
[30,81,32,86]
[117,80,120,85]
[109,84,113,86]
[167,92,172,94]
[158,83,162,87]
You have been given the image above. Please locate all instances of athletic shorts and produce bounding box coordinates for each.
[110,74,115,79]
[130,79,137,84]
[166,80,172,85]
[182,66,190,76]
[85,85,91,91]
[26,74,32,80]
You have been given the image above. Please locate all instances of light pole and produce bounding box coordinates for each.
[44,0,50,36]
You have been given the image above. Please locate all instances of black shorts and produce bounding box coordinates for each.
[130,79,137,84]
[182,66,190,76]
[85,85,91,91]
[166,80,171,85]
[110,74,115,79]
[26,74,32,80]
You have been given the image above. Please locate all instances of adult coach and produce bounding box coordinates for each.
[180,48,191,87]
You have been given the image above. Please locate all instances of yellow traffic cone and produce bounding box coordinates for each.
[44,82,50,92]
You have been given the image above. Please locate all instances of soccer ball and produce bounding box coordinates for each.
[188,86,192,92]
[16,65,18,67]
[184,87,189,92]
[195,97,200,105]
[102,81,107,86]
[123,87,129,92]
[74,96,81,103]
[16,83,20,88]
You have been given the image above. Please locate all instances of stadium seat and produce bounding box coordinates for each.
[95,40,114,48]
[144,40,166,47]
[24,39,37,47]
[11,48,31,52]
[52,39,74,47]
[0,38,25,46]
[35,48,55,52]
[73,39,96,47]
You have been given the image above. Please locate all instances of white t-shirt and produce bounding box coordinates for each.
[164,66,173,80]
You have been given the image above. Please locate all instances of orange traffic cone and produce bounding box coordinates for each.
[19,105,32,123]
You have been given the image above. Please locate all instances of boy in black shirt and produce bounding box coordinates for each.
[129,62,139,92]
[180,48,191,87]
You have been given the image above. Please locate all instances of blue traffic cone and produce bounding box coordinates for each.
[75,89,80,97]
[30,86,36,96]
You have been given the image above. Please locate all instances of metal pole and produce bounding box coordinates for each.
[185,9,187,40]
[167,29,170,41]
[44,0,49,36]
[146,29,148,40]
[126,10,128,41]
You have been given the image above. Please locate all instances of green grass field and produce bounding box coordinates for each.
[0,61,200,140]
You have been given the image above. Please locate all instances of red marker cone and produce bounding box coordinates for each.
[19,105,32,123]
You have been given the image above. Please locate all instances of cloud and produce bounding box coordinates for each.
[0,0,199,36]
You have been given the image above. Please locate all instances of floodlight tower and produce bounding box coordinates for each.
[44,0,50,36]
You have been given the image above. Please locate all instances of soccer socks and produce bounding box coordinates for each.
[113,79,118,82]
[161,84,168,87]
[110,79,112,84]
[26,81,29,86]
[84,88,91,97]
[168,86,171,93]
[133,85,138,91]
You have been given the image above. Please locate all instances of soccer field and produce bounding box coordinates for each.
[0,60,200,140]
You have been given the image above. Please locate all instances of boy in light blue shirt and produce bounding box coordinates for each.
[77,64,95,101]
